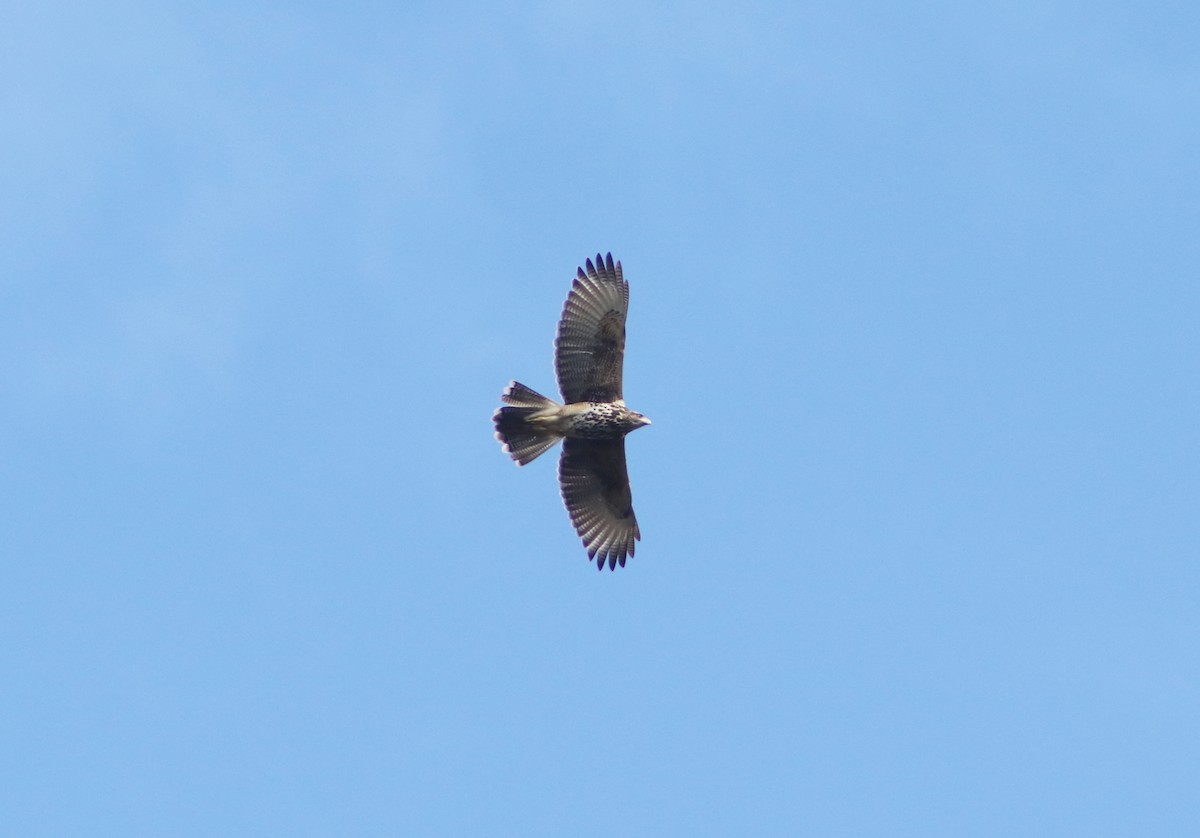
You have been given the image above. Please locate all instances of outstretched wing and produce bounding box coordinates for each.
[554,253,629,404]
[559,437,640,570]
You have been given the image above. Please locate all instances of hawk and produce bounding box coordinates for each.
[493,253,651,570]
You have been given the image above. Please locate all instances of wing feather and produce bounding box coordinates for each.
[558,437,640,570]
[554,253,629,404]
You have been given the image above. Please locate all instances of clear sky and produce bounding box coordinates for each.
[3,3,1198,835]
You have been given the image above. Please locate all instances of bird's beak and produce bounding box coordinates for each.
[640,415,652,426]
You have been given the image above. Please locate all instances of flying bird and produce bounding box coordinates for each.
[493,253,651,570]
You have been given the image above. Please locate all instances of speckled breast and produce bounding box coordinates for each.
[565,403,629,440]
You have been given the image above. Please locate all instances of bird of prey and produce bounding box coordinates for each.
[493,253,651,571]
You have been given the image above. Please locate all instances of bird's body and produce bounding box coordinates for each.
[528,400,647,440]
[493,253,650,570]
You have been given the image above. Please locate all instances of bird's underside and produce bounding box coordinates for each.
[493,253,650,571]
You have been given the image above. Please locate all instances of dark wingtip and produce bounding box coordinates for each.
[581,253,618,279]
[586,548,629,571]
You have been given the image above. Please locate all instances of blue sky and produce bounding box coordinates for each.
[3,2,1198,835]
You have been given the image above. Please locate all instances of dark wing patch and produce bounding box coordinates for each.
[554,253,629,404]
[559,437,640,570]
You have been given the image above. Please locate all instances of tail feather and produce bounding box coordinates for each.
[500,380,557,408]
[494,381,562,465]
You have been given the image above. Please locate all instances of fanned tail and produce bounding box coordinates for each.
[493,381,562,465]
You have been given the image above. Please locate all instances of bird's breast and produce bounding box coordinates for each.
[560,402,632,440]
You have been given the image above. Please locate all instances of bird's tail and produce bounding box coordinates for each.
[493,381,562,465]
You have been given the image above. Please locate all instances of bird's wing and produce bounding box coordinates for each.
[559,437,640,570]
[554,253,629,404]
